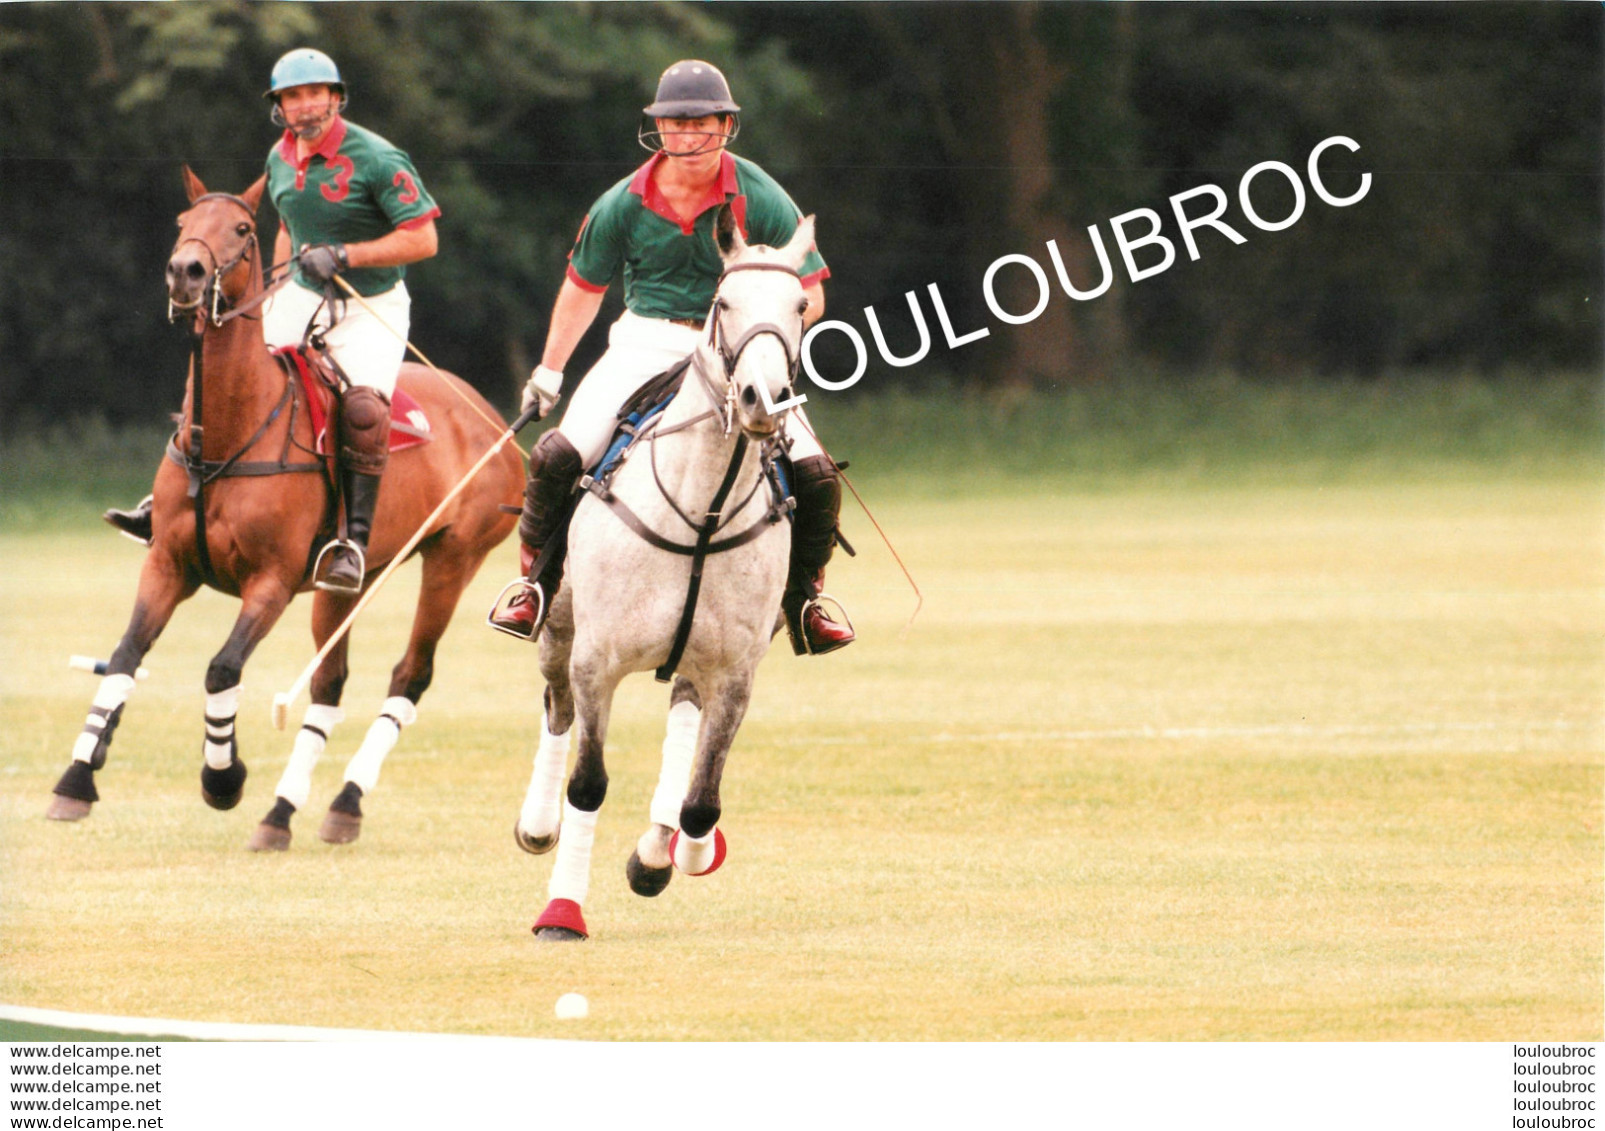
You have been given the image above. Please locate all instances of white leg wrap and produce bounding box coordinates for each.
[650,700,701,829]
[342,696,416,794]
[673,828,719,875]
[203,685,242,770]
[72,674,137,764]
[519,714,571,839]
[547,801,599,906]
[275,704,345,810]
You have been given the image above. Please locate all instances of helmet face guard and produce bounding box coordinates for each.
[639,60,740,155]
[265,48,348,129]
[638,114,740,157]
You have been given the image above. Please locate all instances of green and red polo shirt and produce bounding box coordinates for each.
[265,116,440,297]
[566,150,828,321]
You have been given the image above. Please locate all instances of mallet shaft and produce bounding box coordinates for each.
[271,402,542,729]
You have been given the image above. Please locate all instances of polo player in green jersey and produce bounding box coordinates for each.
[107,48,440,595]
[491,60,855,657]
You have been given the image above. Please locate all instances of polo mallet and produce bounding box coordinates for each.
[270,399,543,730]
[331,274,526,458]
[789,412,923,633]
[70,656,150,681]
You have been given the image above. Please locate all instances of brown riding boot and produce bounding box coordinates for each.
[782,455,855,656]
[488,431,584,639]
[318,386,390,593]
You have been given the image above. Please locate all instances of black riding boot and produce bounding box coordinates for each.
[318,386,390,593]
[321,468,381,591]
[488,431,584,638]
[782,455,855,655]
[104,495,154,546]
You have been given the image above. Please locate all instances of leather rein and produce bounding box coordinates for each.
[165,192,323,589]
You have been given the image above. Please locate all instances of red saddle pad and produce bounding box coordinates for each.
[272,346,432,455]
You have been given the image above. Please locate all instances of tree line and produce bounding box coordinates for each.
[1,2,1598,426]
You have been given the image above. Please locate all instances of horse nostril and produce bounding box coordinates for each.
[186,261,207,281]
[741,386,758,408]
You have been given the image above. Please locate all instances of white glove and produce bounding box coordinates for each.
[522,365,564,419]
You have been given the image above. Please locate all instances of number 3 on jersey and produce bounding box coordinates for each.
[321,155,355,203]
[393,170,420,205]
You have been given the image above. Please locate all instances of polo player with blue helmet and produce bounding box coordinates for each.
[490,61,855,657]
[107,49,440,595]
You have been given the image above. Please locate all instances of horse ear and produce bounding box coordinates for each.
[182,165,207,204]
[241,175,267,214]
[714,203,746,260]
[783,215,817,271]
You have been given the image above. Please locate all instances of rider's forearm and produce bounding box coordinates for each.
[341,219,438,269]
[540,279,607,372]
[274,226,293,279]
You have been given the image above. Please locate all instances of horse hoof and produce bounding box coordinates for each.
[49,762,98,820]
[200,756,247,811]
[319,783,363,845]
[514,820,559,856]
[532,898,588,940]
[319,809,361,845]
[46,795,93,822]
[247,823,291,852]
[626,850,673,897]
[670,827,727,876]
[534,926,586,943]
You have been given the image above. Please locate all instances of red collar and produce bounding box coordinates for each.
[630,150,738,233]
[276,114,349,167]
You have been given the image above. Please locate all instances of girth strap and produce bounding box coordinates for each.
[654,433,750,683]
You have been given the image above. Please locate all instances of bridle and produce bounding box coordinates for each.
[167,192,263,327]
[691,260,806,437]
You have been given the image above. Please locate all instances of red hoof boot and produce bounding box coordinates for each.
[533,898,588,941]
[669,828,727,876]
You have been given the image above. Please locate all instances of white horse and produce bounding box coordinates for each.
[514,209,816,940]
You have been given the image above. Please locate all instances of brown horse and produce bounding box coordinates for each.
[47,168,522,850]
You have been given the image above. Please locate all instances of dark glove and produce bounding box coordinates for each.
[301,243,349,284]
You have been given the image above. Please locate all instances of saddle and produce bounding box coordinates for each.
[271,345,433,458]
[587,356,792,500]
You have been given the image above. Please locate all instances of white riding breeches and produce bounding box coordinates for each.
[559,309,823,467]
[262,280,409,399]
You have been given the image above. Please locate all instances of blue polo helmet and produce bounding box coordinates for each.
[265,48,346,100]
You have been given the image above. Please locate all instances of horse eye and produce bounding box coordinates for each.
[715,298,729,312]
[796,299,809,315]
[236,223,252,236]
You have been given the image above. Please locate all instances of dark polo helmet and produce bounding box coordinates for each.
[643,60,740,118]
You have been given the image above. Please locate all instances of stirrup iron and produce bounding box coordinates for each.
[794,592,854,656]
[486,577,546,641]
[312,539,366,593]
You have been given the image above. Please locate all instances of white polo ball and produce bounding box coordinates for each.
[554,992,589,1020]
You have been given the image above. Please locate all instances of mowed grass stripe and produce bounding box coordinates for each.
[1,476,1598,1040]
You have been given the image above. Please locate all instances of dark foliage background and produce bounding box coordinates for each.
[1,2,1598,426]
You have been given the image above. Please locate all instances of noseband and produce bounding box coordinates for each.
[169,192,259,327]
[696,261,805,434]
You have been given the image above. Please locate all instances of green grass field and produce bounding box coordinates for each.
[1,379,1600,1040]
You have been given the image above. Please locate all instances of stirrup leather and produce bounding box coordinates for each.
[486,577,546,641]
[312,539,366,593]
[789,592,855,656]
